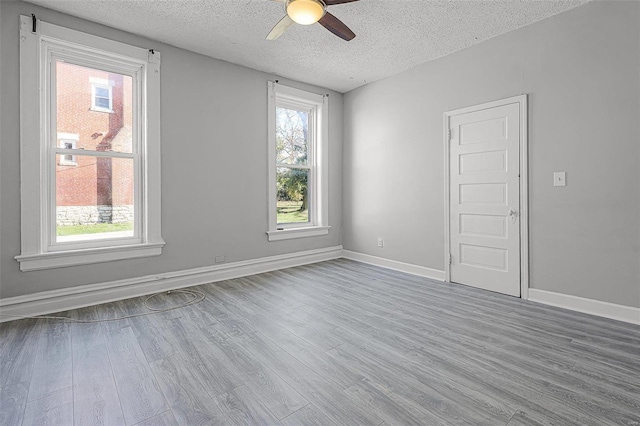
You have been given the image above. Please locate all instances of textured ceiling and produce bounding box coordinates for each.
[23,0,589,93]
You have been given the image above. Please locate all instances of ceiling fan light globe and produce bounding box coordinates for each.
[287,0,325,25]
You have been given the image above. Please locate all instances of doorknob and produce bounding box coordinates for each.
[508,207,518,223]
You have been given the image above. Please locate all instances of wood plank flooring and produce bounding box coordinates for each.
[1,259,639,425]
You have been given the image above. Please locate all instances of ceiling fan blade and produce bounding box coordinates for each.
[266,15,295,40]
[325,0,359,5]
[318,11,355,41]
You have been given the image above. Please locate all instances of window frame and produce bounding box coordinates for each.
[47,50,142,252]
[267,82,330,241]
[275,98,315,228]
[16,16,164,271]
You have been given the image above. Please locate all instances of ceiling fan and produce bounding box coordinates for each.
[266,0,359,42]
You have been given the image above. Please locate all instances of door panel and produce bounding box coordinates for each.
[460,150,506,174]
[459,117,506,145]
[459,183,507,205]
[460,214,507,238]
[449,103,520,296]
[460,244,507,271]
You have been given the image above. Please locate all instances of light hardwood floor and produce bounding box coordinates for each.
[1,259,639,425]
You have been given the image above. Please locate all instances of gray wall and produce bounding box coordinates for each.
[0,1,343,299]
[0,0,3,293]
[343,1,640,308]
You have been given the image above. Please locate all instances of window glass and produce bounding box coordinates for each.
[56,155,135,242]
[276,107,309,166]
[276,167,309,224]
[56,61,132,153]
[55,61,136,243]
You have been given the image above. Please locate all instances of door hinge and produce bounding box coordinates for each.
[449,254,453,265]
[447,129,452,141]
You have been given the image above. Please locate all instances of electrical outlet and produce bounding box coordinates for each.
[377,237,384,248]
[215,255,226,264]
[553,171,566,187]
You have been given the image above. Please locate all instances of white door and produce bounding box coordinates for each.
[448,102,521,297]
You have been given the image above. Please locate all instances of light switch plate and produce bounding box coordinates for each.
[553,172,566,187]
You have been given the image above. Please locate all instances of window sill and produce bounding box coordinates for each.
[267,226,330,241]
[90,107,113,113]
[15,241,165,271]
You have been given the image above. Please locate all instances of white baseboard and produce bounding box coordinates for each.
[342,250,445,281]
[0,245,343,322]
[6,246,635,326]
[528,288,640,325]
[342,252,640,326]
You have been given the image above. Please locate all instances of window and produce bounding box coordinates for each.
[61,141,75,164]
[57,133,79,166]
[267,82,330,241]
[91,81,113,112]
[16,16,164,271]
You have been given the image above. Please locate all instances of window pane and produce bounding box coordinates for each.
[95,96,110,109]
[277,167,309,224]
[94,87,110,98]
[276,107,308,165]
[56,155,134,242]
[56,61,133,153]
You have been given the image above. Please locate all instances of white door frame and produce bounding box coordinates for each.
[443,95,529,299]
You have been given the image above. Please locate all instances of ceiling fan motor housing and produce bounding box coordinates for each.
[267,0,357,42]
[286,0,327,25]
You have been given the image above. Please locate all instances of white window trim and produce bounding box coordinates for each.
[90,82,113,113]
[16,16,164,271]
[57,133,79,166]
[267,82,330,241]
